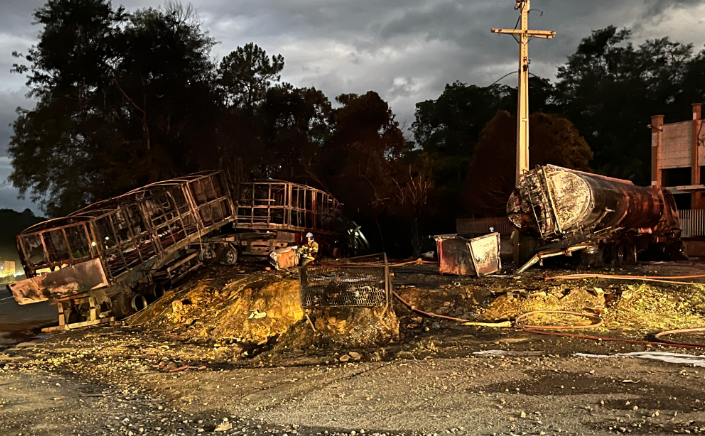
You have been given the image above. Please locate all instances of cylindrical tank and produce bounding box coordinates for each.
[507,165,679,241]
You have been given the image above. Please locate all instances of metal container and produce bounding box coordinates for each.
[507,165,680,242]
[433,233,502,276]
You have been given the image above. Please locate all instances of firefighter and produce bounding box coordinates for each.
[298,232,319,266]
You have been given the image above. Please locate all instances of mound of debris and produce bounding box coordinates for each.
[479,280,705,331]
[131,269,303,346]
[129,265,399,354]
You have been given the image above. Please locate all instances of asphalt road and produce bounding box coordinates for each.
[0,284,56,345]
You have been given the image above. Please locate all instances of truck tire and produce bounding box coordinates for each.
[198,247,217,263]
[220,246,238,266]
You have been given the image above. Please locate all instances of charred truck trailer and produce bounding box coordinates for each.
[507,164,684,273]
[8,172,361,329]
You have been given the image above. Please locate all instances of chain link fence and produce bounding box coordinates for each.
[299,260,391,309]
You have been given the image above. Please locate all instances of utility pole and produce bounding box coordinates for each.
[492,0,555,185]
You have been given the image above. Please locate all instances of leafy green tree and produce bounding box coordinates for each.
[554,26,703,183]
[218,43,285,110]
[9,1,219,216]
[464,111,593,216]
[262,85,332,182]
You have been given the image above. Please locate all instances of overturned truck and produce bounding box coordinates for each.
[507,164,684,273]
[8,173,362,329]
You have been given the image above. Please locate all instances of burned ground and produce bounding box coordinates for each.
[2,261,705,435]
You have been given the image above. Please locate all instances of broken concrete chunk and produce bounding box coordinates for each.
[348,351,362,361]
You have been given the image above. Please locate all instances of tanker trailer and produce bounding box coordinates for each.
[507,164,684,273]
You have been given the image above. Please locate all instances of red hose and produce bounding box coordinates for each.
[519,328,705,350]
[653,327,705,348]
[546,272,705,285]
[514,310,603,330]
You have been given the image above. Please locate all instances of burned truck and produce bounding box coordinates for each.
[232,180,368,260]
[507,164,684,273]
[8,172,363,329]
[9,171,237,328]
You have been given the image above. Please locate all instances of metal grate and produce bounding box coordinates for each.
[299,264,390,309]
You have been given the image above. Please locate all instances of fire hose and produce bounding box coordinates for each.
[392,292,705,349]
[545,272,705,286]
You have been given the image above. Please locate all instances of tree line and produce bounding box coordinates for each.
[9,0,705,256]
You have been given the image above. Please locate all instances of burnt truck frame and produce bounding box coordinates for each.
[8,173,362,329]
[9,171,236,328]
[507,165,684,273]
[232,180,366,257]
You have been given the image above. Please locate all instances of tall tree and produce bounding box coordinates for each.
[217,42,285,110]
[322,91,409,253]
[9,1,219,216]
[464,111,593,216]
[263,85,332,183]
[554,26,701,183]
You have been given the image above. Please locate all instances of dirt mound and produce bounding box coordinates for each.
[479,281,705,332]
[130,269,303,345]
[130,266,398,353]
[607,283,705,330]
[310,306,399,346]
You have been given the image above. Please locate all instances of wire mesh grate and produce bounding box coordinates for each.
[300,264,390,309]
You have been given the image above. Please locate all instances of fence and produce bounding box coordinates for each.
[299,257,391,309]
[679,209,705,238]
[456,217,514,236]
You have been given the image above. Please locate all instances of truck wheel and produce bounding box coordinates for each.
[221,246,238,266]
[198,247,217,263]
[153,283,168,299]
[131,294,149,312]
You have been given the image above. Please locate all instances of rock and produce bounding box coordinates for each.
[215,422,233,432]
[520,411,527,418]
[339,355,351,362]
[348,352,362,361]
[248,310,267,319]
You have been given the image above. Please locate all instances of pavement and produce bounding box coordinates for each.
[0,284,56,346]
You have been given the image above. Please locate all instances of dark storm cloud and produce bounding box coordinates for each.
[644,0,705,17]
[1,0,705,212]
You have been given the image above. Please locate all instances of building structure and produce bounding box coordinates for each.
[0,260,15,278]
[651,103,705,210]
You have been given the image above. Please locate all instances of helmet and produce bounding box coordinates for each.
[306,232,314,238]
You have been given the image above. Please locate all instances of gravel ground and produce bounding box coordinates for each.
[2,326,705,436]
[2,262,705,435]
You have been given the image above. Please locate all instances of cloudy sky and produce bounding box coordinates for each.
[1,0,705,213]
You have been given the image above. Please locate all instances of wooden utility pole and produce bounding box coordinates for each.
[492,0,555,184]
